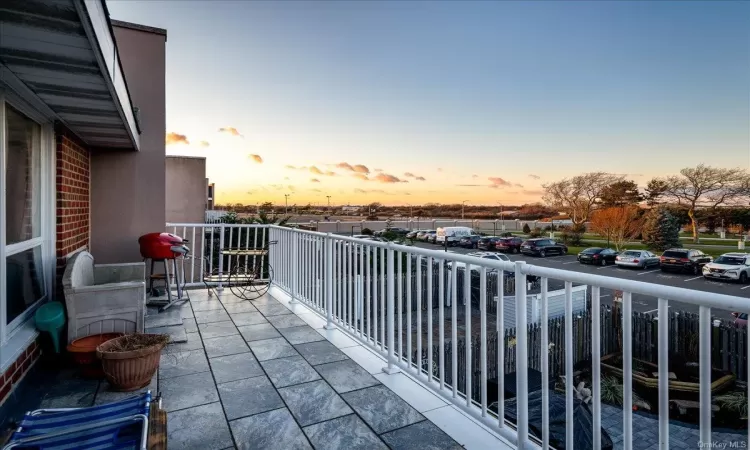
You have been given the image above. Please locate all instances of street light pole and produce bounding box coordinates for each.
[284,194,290,215]
[326,195,331,211]
[461,200,468,220]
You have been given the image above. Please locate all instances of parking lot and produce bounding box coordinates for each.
[409,241,748,321]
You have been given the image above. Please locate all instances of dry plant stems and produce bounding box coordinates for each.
[101,333,170,352]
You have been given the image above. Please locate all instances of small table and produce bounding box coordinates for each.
[217,247,273,300]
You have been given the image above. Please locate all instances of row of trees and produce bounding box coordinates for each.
[543,165,750,242]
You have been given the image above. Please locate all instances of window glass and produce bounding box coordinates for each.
[6,246,45,324]
[5,105,41,244]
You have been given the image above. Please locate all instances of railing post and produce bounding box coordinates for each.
[383,243,400,375]
[290,232,299,304]
[514,261,528,447]
[324,233,335,329]
[217,224,225,292]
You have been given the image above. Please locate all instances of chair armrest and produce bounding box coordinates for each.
[72,281,145,294]
[94,263,145,284]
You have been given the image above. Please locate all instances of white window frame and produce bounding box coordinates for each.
[0,86,56,348]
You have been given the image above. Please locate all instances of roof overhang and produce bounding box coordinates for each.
[0,0,141,151]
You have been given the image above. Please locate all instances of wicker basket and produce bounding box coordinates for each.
[96,334,167,391]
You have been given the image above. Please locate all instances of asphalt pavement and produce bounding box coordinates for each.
[408,241,748,321]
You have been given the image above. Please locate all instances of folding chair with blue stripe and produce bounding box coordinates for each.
[3,391,151,450]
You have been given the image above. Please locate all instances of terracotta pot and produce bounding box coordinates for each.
[96,335,167,392]
[67,333,124,378]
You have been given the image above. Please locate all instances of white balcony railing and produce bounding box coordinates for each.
[167,223,750,449]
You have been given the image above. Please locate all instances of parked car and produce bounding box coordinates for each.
[406,229,429,240]
[436,226,475,246]
[615,250,660,269]
[416,230,435,241]
[660,248,713,274]
[732,312,748,326]
[375,227,409,237]
[459,235,482,249]
[426,231,438,244]
[520,238,567,257]
[494,237,524,254]
[702,253,750,283]
[577,248,618,266]
[477,236,502,251]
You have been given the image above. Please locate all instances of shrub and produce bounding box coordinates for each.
[560,223,585,246]
[641,207,681,251]
[362,228,373,236]
[529,227,543,238]
[522,223,531,234]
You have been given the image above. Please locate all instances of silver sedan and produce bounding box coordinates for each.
[615,250,660,269]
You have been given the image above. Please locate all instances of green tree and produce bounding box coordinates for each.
[522,223,531,234]
[599,180,642,207]
[641,207,681,251]
[644,179,667,206]
[648,165,750,242]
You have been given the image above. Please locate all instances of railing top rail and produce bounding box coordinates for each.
[166,223,270,228]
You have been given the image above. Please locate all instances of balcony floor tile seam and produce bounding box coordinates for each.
[268,292,473,448]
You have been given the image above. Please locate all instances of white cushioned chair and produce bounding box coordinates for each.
[62,251,146,344]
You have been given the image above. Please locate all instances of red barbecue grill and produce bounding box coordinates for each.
[138,233,190,311]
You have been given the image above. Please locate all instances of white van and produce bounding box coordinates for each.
[436,227,475,246]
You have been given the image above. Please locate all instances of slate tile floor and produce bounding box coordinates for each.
[5,289,511,450]
[160,290,465,449]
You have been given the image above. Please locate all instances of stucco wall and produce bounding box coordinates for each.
[166,156,207,224]
[90,22,166,263]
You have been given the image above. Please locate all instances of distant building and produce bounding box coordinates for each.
[341,205,362,213]
[207,181,215,210]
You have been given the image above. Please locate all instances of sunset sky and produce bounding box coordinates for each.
[108,1,750,207]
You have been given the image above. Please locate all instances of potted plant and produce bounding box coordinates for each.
[96,333,170,391]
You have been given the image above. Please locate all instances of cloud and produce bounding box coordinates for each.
[514,183,524,188]
[324,171,336,177]
[199,140,210,148]
[353,173,369,181]
[336,162,370,174]
[472,174,478,178]
[218,127,243,138]
[309,166,323,175]
[456,184,484,187]
[374,168,383,172]
[522,189,545,196]
[165,132,189,145]
[310,178,321,183]
[488,177,511,188]
[528,174,541,180]
[285,165,298,169]
[374,173,404,183]
[403,172,425,181]
[248,154,263,163]
[354,188,367,194]
[355,188,390,195]
[284,177,290,180]
[437,168,443,172]
[311,189,323,193]
[287,185,294,191]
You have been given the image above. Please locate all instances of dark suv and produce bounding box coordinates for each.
[494,237,523,254]
[660,248,713,274]
[459,235,481,249]
[520,238,568,257]
[477,236,501,251]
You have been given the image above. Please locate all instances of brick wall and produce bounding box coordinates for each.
[0,340,41,404]
[55,129,91,296]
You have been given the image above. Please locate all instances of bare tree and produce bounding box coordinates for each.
[648,165,750,242]
[590,206,642,251]
[542,172,623,224]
